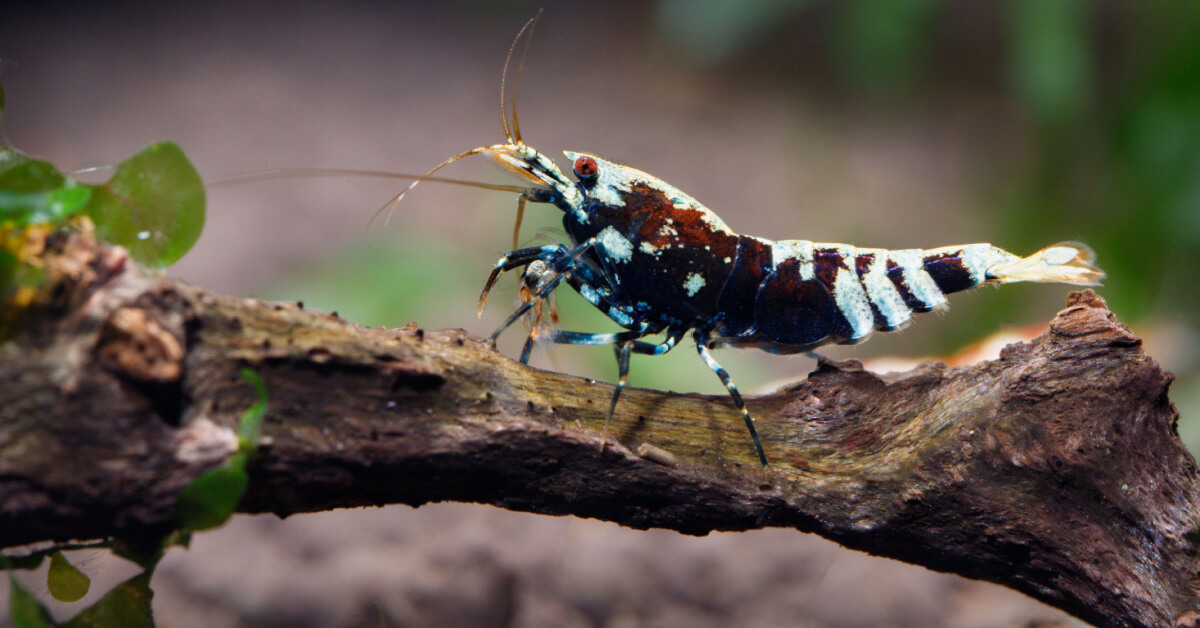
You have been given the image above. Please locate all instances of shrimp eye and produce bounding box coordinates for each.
[573,155,599,180]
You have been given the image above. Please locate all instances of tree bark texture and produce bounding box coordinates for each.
[1,225,1198,627]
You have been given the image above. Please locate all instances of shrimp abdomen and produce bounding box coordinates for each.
[714,241,1103,354]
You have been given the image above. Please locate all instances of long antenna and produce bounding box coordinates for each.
[206,167,526,194]
[367,145,496,228]
[509,9,542,145]
[500,12,542,145]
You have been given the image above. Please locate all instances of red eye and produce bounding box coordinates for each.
[573,155,599,179]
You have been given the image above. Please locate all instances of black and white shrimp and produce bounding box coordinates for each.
[397,18,1106,466]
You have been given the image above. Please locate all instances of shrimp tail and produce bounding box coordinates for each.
[986,242,1105,286]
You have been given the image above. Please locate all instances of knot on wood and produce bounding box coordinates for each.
[1049,288,1141,347]
[96,307,184,383]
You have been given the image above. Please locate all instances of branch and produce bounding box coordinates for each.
[2,225,1198,628]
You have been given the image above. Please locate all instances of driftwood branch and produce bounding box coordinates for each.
[2,225,1198,627]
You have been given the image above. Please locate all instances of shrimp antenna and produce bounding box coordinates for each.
[509,10,542,145]
[500,11,542,145]
[499,11,542,246]
[367,145,497,228]
[207,167,526,195]
[210,164,525,231]
[371,12,546,230]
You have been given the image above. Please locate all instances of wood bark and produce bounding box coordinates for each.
[2,225,1198,628]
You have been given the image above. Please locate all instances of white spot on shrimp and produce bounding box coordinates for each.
[683,272,706,297]
[640,242,660,256]
[696,209,734,234]
[889,249,947,310]
[597,226,633,263]
[858,247,911,330]
[608,306,633,326]
[771,240,815,280]
[959,244,993,283]
[921,243,992,284]
[580,284,601,305]
[832,264,874,341]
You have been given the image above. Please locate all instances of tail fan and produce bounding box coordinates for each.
[986,242,1105,286]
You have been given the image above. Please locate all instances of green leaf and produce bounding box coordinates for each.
[237,368,268,450]
[0,186,91,226]
[0,191,58,224]
[0,147,89,225]
[9,578,55,628]
[47,551,91,603]
[46,185,92,219]
[175,452,249,532]
[85,141,205,268]
[62,570,154,628]
[0,148,65,193]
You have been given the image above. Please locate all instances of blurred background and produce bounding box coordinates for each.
[2,0,1197,625]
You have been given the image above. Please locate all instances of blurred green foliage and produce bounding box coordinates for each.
[1007,0,1092,127]
[834,0,942,96]
[1002,2,1200,331]
[259,235,483,328]
[656,0,816,66]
